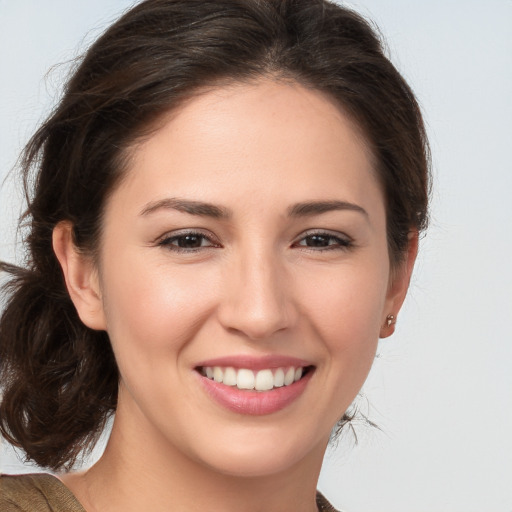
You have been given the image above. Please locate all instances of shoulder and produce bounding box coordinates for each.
[1,473,85,512]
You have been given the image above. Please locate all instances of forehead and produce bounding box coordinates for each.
[109,79,383,221]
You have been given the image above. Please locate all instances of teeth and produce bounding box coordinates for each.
[213,367,223,383]
[237,369,255,390]
[223,367,237,386]
[273,368,285,387]
[254,369,274,391]
[202,366,306,391]
[284,367,295,386]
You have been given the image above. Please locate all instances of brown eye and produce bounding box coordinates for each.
[175,234,206,248]
[303,234,333,247]
[295,231,352,251]
[158,231,218,252]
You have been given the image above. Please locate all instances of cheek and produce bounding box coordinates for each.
[300,256,388,329]
[99,252,219,365]
[298,258,388,375]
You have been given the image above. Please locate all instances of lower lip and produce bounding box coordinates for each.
[197,370,313,416]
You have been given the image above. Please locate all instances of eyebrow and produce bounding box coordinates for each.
[287,200,368,218]
[139,198,232,219]
[139,198,368,220]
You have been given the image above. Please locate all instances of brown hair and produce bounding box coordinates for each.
[0,0,430,470]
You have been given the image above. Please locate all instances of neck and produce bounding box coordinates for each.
[66,402,326,512]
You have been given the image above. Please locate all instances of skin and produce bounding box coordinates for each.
[54,79,417,512]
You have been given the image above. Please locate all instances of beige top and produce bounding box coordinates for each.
[1,473,339,511]
[1,473,85,512]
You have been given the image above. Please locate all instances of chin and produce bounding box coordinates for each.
[188,424,328,479]
[202,450,306,479]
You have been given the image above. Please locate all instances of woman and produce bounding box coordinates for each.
[0,0,430,510]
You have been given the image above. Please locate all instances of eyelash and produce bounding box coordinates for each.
[157,230,219,253]
[157,230,353,253]
[292,230,353,252]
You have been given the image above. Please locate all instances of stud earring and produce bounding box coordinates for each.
[386,314,395,327]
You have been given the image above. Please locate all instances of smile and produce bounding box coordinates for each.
[195,360,315,415]
[199,366,309,392]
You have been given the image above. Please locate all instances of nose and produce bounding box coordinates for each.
[217,248,297,341]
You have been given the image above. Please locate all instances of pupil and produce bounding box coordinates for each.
[307,235,329,247]
[178,235,202,248]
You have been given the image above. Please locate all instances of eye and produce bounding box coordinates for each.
[157,231,219,252]
[294,231,352,251]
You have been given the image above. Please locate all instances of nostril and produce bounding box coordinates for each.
[216,272,296,340]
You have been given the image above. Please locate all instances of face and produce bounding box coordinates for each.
[70,80,412,478]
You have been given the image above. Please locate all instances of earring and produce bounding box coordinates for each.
[386,314,395,327]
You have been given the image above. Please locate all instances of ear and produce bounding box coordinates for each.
[380,230,418,338]
[52,221,107,331]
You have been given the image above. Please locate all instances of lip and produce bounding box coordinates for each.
[194,355,315,416]
[195,354,312,371]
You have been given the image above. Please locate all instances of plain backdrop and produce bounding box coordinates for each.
[1,1,511,511]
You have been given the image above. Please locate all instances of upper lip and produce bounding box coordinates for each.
[195,355,313,371]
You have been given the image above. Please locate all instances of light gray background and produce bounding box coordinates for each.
[1,1,511,511]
